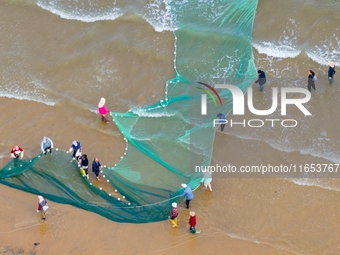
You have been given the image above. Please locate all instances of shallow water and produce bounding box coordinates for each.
[0,0,340,254]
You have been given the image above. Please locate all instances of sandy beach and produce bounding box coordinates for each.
[0,179,293,255]
[1,0,340,254]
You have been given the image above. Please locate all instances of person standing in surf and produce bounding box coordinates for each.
[98,97,110,123]
[328,61,336,83]
[215,113,226,133]
[307,70,316,92]
[255,69,266,91]
[201,169,213,192]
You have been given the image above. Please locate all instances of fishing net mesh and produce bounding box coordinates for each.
[0,0,257,223]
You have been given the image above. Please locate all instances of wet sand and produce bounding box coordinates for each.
[0,179,293,255]
[1,0,340,254]
[0,98,292,255]
[0,97,293,255]
[1,97,339,254]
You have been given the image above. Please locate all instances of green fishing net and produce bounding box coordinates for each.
[0,0,257,223]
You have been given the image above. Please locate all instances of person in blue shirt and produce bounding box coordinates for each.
[92,157,102,181]
[179,183,194,209]
[215,113,226,133]
[255,69,266,91]
[41,137,54,155]
[67,140,82,159]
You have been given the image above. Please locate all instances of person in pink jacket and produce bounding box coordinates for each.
[98,97,110,123]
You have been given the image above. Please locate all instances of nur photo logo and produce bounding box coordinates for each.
[197,83,312,128]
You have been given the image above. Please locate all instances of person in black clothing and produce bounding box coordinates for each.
[328,61,336,83]
[255,70,266,91]
[92,157,102,181]
[80,154,89,179]
[307,70,316,92]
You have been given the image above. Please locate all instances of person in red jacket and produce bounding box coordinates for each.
[10,145,24,159]
[10,145,24,167]
[188,211,196,233]
[188,211,201,234]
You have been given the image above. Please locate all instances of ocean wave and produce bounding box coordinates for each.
[267,139,340,165]
[252,42,301,59]
[228,132,340,164]
[253,40,340,67]
[34,0,123,23]
[131,108,177,117]
[291,179,340,192]
[0,93,56,106]
[300,148,340,164]
[0,78,62,106]
[143,0,175,32]
[306,49,340,67]
[34,0,174,32]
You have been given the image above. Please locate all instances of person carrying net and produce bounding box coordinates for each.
[41,136,53,155]
[10,145,24,167]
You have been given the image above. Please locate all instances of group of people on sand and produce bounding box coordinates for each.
[11,139,103,181]
[10,97,112,220]
[65,140,103,181]
[170,179,212,234]
[170,183,200,234]
[11,139,104,220]
[186,61,335,233]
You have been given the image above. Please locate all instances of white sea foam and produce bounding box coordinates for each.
[228,132,340,165]
[0,78,59,106]
[143,0,175,32]
[291,179,340,192]
[268,141,340,165]
[34,1,123,23]
[252,42,301,59]
[253,40,340,66]
[131,108,176,117]
[300,148,340,164]
[306,49,340,67]
[34,0,174,32]
[0,93,56,106]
